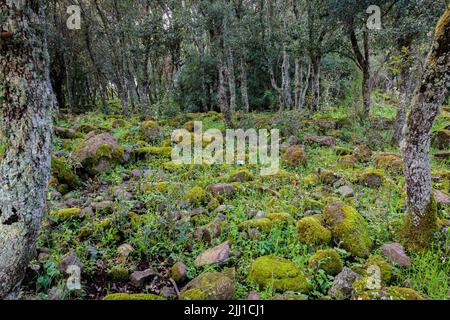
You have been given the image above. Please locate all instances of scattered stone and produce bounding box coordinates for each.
[308,249,343,275]
[248,256,311,292]
[434,189,450,206]
[130,267,158,287]
[303,134,336,147]
[92,200,114,213]
[54,127,79,139]
[380,243,411,267]
[59,252,83,275]
[374,153,403,172]
[359,169,384,188]
[180,272,235,300]
[229,169,254,183]
[432,129,450,149]
[104,293,164,300]
[336,185,354,198]
[73,132,124,176]
[324,201,372,257]
[328,267,361,300]
[117,244,134,259]
[282,145,307,166]
[171,261,187,283]
[207,184,235,196]
[296,214,331,246]
[353,144,373,162]
[194,241,230,267]
[247,291,260,300]
[140,121,161,144]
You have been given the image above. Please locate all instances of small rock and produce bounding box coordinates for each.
[131,169,143,178]
[380,243,411,267]
[117,244,134,259]
[247,291,260,300]
[207,184,235,196]
[180,272,235,300]
[160,286,176,299]
[130,268,158,287]
[328,267,361,300]
[303,134,336,147]
[171,261,187,283]
[337,185,354,198]
[194,241,230,267]
[434,189,450,206]
[59,252,83,275]
[38,252,50,263]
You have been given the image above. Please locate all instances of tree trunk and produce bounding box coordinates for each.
[362,30,371,114]
[240,55,249,113]
[218,56,231,125]
[311,55,321,111]
[281,49,292,110]
[392,68,413,146]
[0,0,54,298]
[401,7,450,251]
[294,58,302,110]
[227,48,237,115]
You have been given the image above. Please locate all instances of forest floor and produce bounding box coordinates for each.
[20,93,449,300]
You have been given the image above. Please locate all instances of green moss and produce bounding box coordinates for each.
[282,145,307,167]
[248,256,311,292]
[324,202,372,257]
[308,249,343,275]
[400,196,439,251]
[296,215,332,246]
[104,293,164,300]
[51,157,80,189]
[109,266,129,281]
[184,186,207,206]
[240,212,292,233]
[131,147,173,160]
[78,226,93,239]
[385,287,425,300]
[229,169,254,182]
[374,153,403,172]
[358,168,385,188]
[363,255,392,285]
[180,288,207,300]
[50,208,81,220]
[0,143,5,157]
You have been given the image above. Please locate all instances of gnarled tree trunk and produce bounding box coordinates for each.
[0,0,54,298]
[401,6,450,251]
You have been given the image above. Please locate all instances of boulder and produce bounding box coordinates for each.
[282,145,307,166]
[328,267,361,300]
[324,202,372,257]
[247,256,311,292]
[130,267,158,287]
[73,132,124,176]
[207,184,236,197]
[170,261,187,283]
[353,145,372,163]
[308,249,343,276]
[296,214,331,246]
[380,243,411,267]
[180,272,235,300]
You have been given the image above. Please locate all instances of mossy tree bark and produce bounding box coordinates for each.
[401,6,450,251]
[0,0,54,298]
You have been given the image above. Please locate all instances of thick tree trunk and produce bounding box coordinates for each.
[401,6,450,251]
[294,59,302,110]
[0,0,54,298]
[392,68,413,145]
[240,55,249,113]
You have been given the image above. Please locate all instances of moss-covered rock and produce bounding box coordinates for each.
[73,132,124,176]
[358,168,385,188]
[51,156,81,190]
[248,256,311,292]
[361,255,392,285]
[339,155,357,168]
[180,272,235,300]
[353,144,373,163]
[140,120,161,144]
[296,215,332,246]
[104,293,164,300]
[323,202,372,257]
[282,145,307,167]
[308,249,343,275]
[50,208,82,220]
[184,186,207,206]
[432,129,450,149]
[229,169,254,183]
[240,212,292,233]
[374,153,403,173]
[108,266,129,281]
[131,147,173,160]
